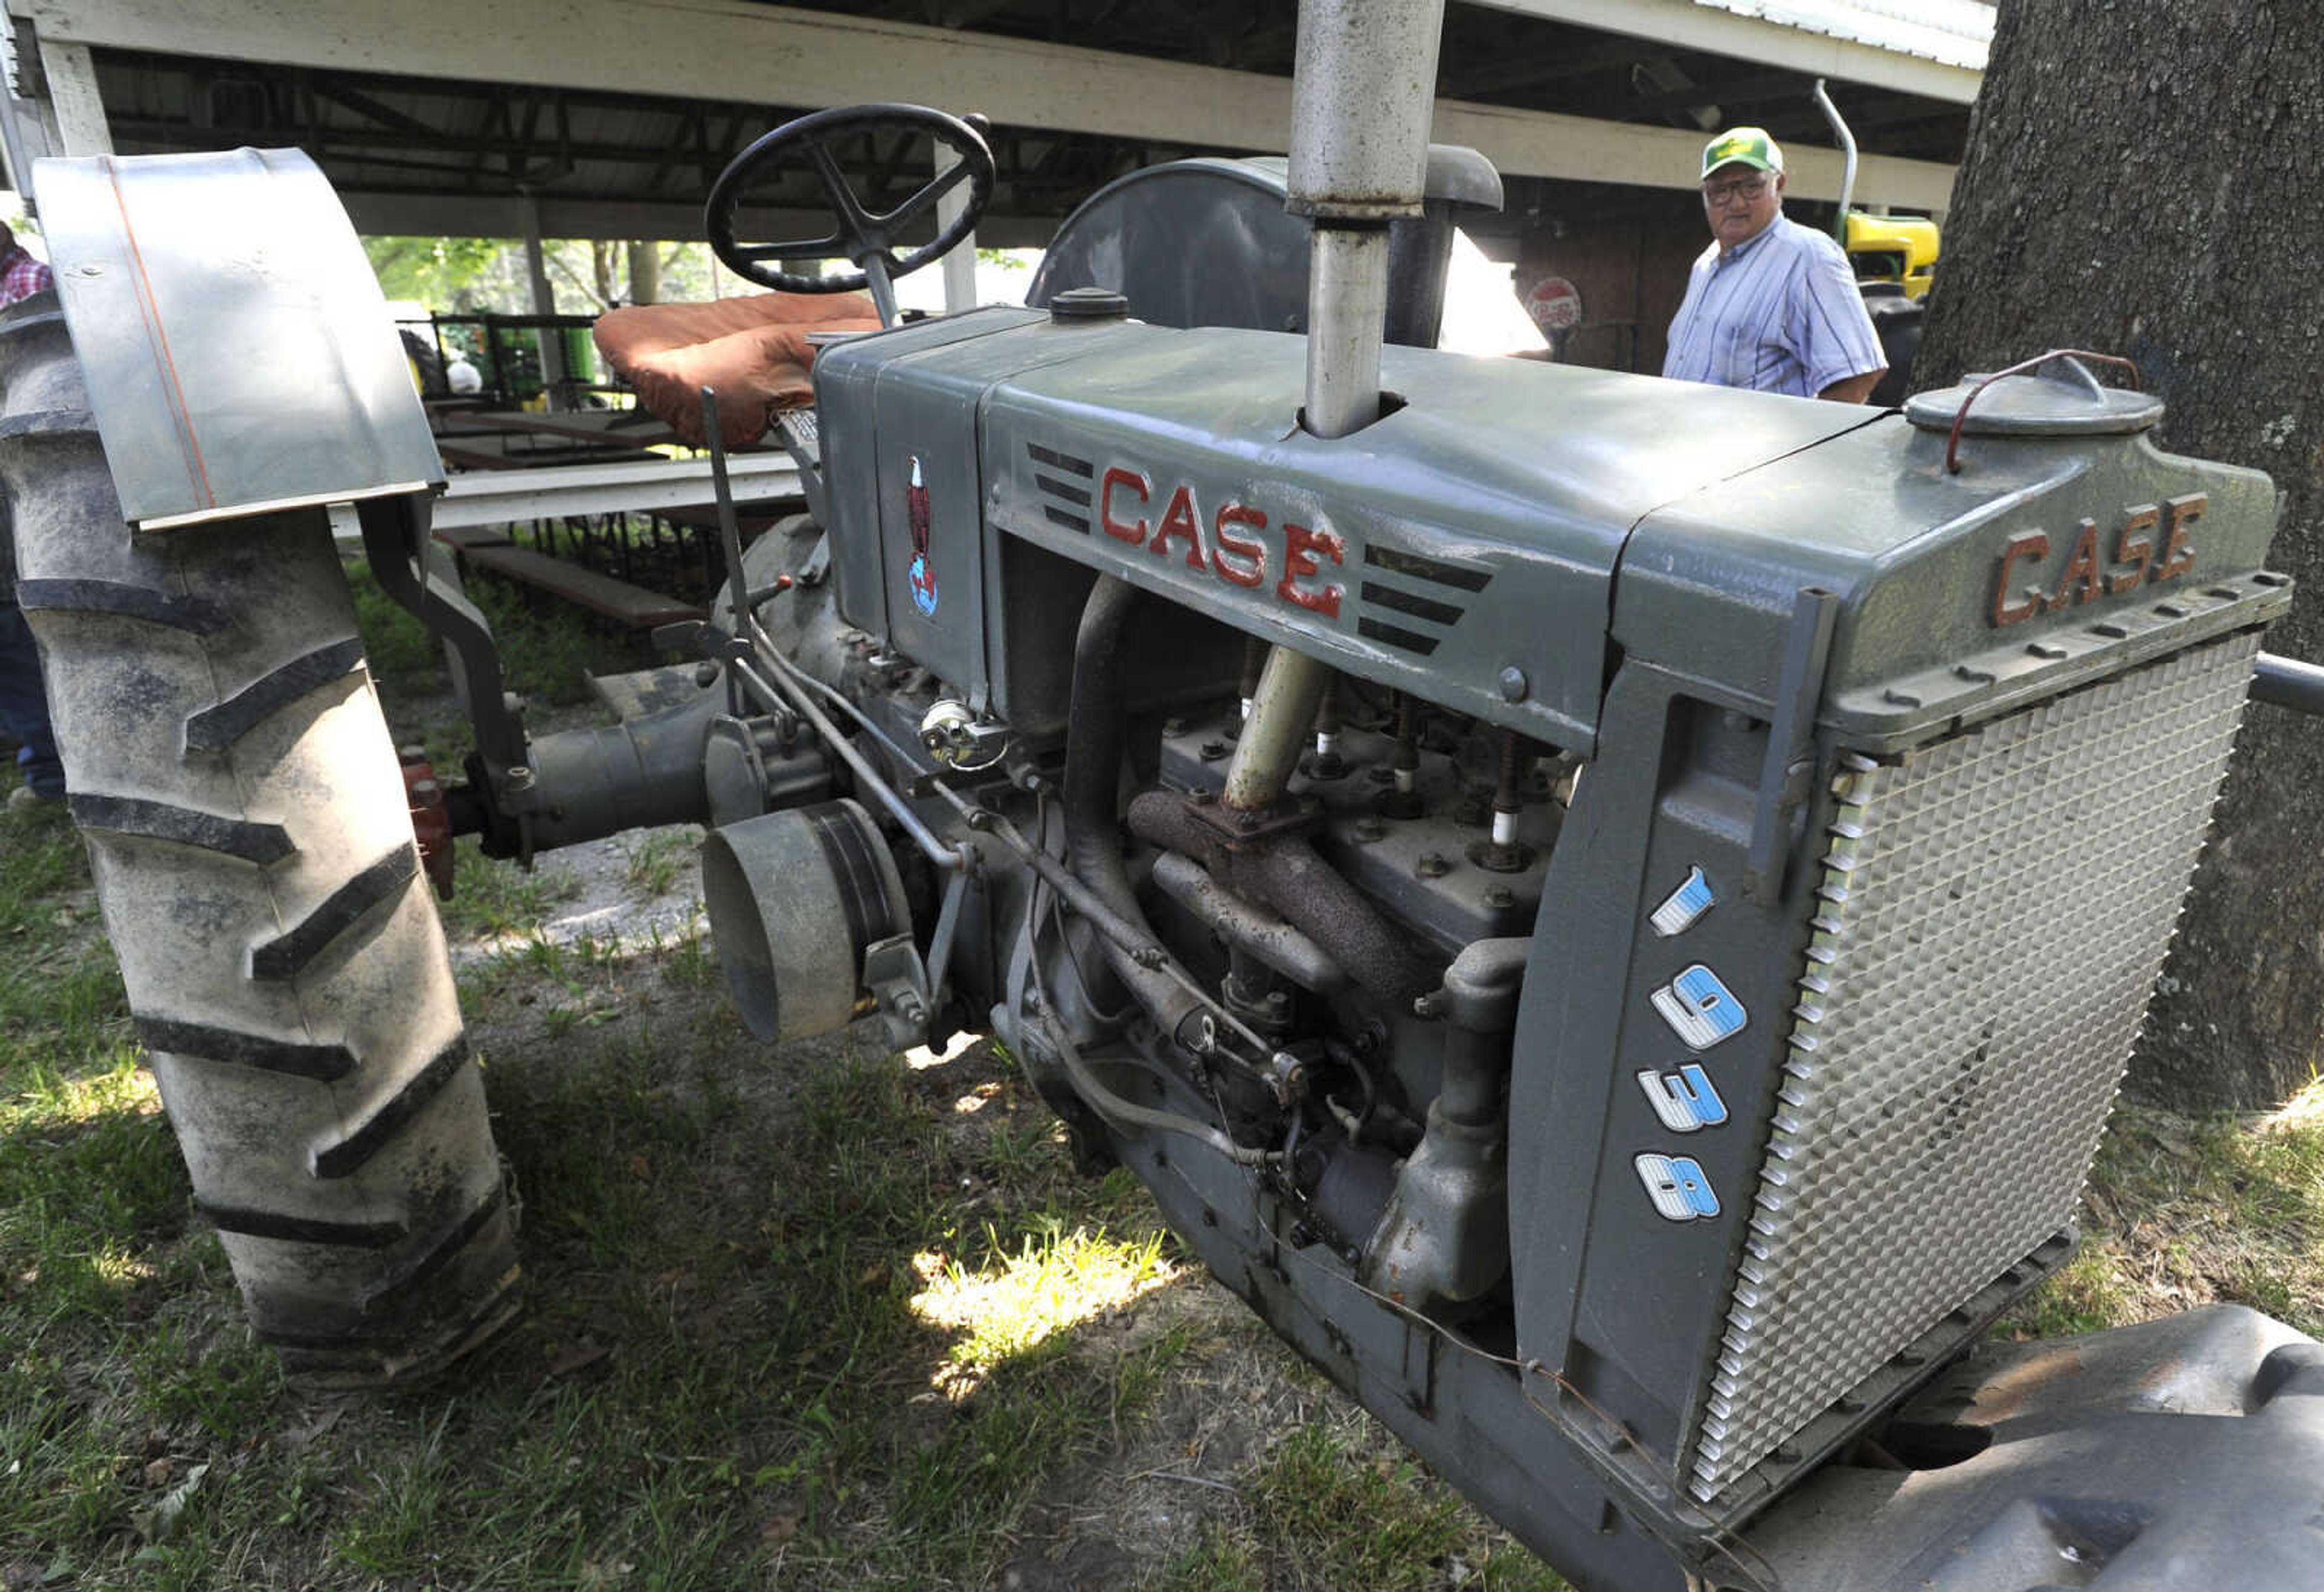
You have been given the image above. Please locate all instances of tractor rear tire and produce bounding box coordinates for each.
[0,293,520,1386]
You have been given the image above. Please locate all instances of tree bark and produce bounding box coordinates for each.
[1919,1,2324,1109]
[626,241,660,306]
[589,240,621,309]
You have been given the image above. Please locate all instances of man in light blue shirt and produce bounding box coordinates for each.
[1662,128,1886,403]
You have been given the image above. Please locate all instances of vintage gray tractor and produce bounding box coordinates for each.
[8,3,2324,1586]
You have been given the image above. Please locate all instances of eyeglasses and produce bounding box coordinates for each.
[1702,174,1773,206]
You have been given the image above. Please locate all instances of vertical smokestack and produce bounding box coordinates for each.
[1286,0,1447,439]
[1225,0,1448,815]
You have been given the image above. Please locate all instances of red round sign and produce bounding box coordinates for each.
[1525,276,1584,332]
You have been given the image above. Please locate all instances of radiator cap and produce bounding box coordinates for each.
[1049,285,1129,321]
[1906,359,2164,436]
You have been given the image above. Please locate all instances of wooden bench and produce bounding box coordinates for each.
[457,543,704,630]
[433,523,512,551]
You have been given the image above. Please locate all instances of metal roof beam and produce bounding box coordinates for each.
[1456,0,1983,104]
[1442,35,1646,99]
[19,0,1958,209]
[305,79,447,142]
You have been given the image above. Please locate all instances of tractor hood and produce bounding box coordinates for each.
[813,309,2285,755]
[818,306,1871,752]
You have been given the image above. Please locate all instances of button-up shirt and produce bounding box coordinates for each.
[1662,214,1885,398]
[0,245,52,309]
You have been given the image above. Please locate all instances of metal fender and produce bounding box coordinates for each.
[33,147,442,530]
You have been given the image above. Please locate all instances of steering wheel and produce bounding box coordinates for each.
[706,103,995,324]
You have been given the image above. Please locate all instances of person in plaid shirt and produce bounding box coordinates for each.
[0,223,49,308]
[0,220,61,808]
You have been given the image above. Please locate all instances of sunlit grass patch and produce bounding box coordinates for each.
[2004,1241,2139,1338]
[2263,1078,2324,1136]
[2008,1085,2324,1340]
[655,921,721,991]
[3,1047,155,1122]
[0,1050,187,1323]
[911,1221,1178,1393]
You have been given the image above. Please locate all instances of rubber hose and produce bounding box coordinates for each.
[1038,1015,1272,1168]
[1062,576,1205,1037]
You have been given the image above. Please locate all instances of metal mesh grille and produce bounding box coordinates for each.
[1687,631,2262,1502]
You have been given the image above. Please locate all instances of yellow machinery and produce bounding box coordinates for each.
[1845,209,1938,298]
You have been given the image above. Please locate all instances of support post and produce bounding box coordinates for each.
[34,35,108,157]
[0,25,56,202]
[936,140,977,314]
[519,189,568,410]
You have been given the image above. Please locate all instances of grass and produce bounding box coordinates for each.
[437,837,586,941]
[1999,1091,2324,1341]
[619,830,692,898]
[0,757,1273,1587]
[0,866,1158,1583]
[1154,1421,1569,1592]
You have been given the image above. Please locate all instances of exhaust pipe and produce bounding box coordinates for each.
[1226,0,1448,815]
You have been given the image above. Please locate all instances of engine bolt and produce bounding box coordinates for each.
[1483,884,1514,910]
[1201,740,1229,761]
[1498,666,1529,703]
[1352,816,1386,843]
[1416,852,1451,878]
[1162,717,1186,737]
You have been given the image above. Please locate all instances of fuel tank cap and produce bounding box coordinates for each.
[1906,355,2165,437]
[1049,286,1130,321]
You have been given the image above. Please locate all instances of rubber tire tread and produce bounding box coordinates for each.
[0,291,519,1386]
[68,792,295,864]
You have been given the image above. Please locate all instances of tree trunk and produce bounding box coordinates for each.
[626,241,660,306]
[589,240,621,309]
[1919,1,2324,1110]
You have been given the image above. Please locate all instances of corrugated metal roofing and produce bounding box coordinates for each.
[1693,0,1994,70]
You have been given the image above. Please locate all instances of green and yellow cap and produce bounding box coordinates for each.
[1700,127,1784,180]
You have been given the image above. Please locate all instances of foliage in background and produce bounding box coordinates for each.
[365,235,759,316]
[364,235,508,311]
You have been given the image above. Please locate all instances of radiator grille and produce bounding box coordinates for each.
[1687,631,2262,1502]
